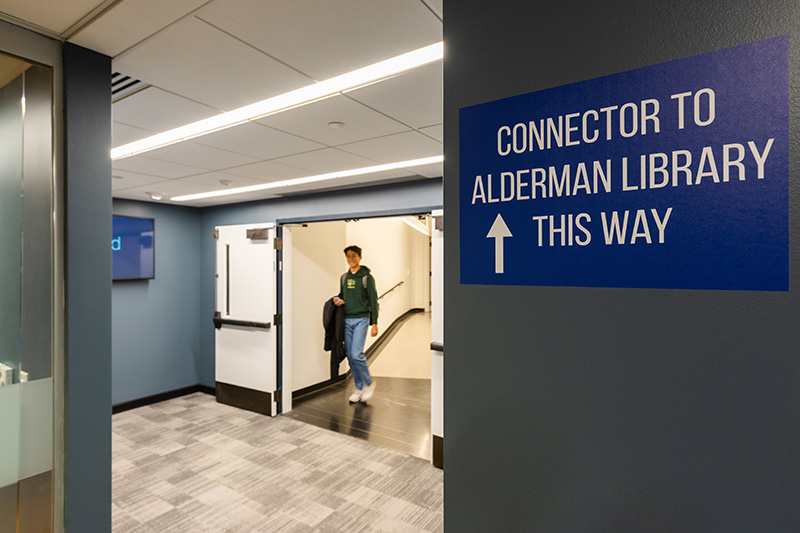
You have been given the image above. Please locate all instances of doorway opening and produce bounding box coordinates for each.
[282,213,434,460]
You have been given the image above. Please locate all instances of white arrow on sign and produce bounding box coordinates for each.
[486,214,512,274]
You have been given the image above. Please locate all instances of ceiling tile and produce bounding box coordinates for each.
[272,148,379,174]
[112,188,168,203]
[113,178,227,205]
[170,177,282,206]
[183,191,281,207]
[112,121,152,147]
[112,86,219,138]
[419,123,443,143]
[347,168,419,184]
[198,0,442,80]
[69,0,209,57]
[272,177,360,195]
[337,131,442,163]
[179,171,265,189]
[112,16,313,110]
[192,122,325,160]
[111,169,166,191]
[403,161,443,179]
[221,160,312,182]
[1,0,105,35]
[421,0,443,19]
[113,154,206,179]
[346,62,442,129]
[142,141,260,171]
[255,95,409,146]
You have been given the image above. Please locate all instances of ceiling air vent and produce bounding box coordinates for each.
[112,72,150,103]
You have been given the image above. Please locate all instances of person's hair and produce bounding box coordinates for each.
[343,245,362,257]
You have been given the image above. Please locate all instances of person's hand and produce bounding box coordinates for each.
[371,324,378,337]
[333,297,344,306]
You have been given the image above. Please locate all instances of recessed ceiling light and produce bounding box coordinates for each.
[146,192,163,201]
[170,155,443,203]
[111,42,443,160]
[328,121,346,129]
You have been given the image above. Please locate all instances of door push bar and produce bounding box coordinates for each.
[213,312,271,330]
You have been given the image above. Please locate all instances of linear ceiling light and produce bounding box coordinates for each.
[170,155,443,202]
[111,42,444,160]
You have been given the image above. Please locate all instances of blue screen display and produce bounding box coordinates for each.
[112,215,155,280]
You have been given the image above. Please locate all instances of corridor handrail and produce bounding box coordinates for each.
[378,280,404,300]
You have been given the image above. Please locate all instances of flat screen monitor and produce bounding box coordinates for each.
[112,215,155,280]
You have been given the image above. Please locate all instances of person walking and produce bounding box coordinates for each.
[333,245,379,403]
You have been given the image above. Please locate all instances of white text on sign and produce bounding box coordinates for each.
[530,208,673,246]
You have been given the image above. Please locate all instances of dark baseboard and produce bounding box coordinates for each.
[293,374,346,401]
[117,310,427,413]
[112,384,214,414]
[433,435,443,469]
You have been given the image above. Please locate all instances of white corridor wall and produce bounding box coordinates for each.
[289,216,431,393]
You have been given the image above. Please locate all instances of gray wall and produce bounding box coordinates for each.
[443,1,800,530]
[112,199,202,405]
[64,43,112,532]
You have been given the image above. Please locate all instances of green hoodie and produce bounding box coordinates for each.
[340,266,379,324]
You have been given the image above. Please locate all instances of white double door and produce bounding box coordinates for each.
[214,223,280,416]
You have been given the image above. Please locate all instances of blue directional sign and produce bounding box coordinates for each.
[459,36,789,290]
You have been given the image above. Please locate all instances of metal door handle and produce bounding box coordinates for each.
[213,317,271,330]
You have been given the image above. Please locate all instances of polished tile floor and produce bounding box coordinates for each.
[288,312,432,461]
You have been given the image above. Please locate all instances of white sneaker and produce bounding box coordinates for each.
[361,382,376,402]
[349,389,362,402]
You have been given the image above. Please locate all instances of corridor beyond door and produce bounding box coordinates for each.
[288,311,433,460]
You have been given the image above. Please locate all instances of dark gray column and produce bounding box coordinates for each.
[64,42,112,532]
[443,1,800,530]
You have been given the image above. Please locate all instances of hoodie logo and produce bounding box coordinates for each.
[347,279,356,289]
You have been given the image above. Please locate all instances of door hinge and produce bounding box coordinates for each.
[213,228,219,239]
[273,237,282,250]
[273,313,282,326]
[274,389,282,403]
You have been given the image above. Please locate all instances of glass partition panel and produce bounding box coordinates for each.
[0,52,54,533]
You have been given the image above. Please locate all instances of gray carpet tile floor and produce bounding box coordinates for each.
[112,392,443,532]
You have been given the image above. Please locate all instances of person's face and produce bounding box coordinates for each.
[346,250,361,269]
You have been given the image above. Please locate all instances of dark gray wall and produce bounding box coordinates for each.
[64,43,112,532]
[443,1,800,530]
[112,199,202,405]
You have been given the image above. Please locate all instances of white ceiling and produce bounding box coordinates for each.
[0,0,443,207]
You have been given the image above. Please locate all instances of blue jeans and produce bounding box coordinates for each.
[344,317,373,390]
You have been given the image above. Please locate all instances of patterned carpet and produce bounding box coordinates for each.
[112,392,443,532]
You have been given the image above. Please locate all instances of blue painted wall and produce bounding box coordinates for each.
[112,199,202,405]
[112,179,442,399]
